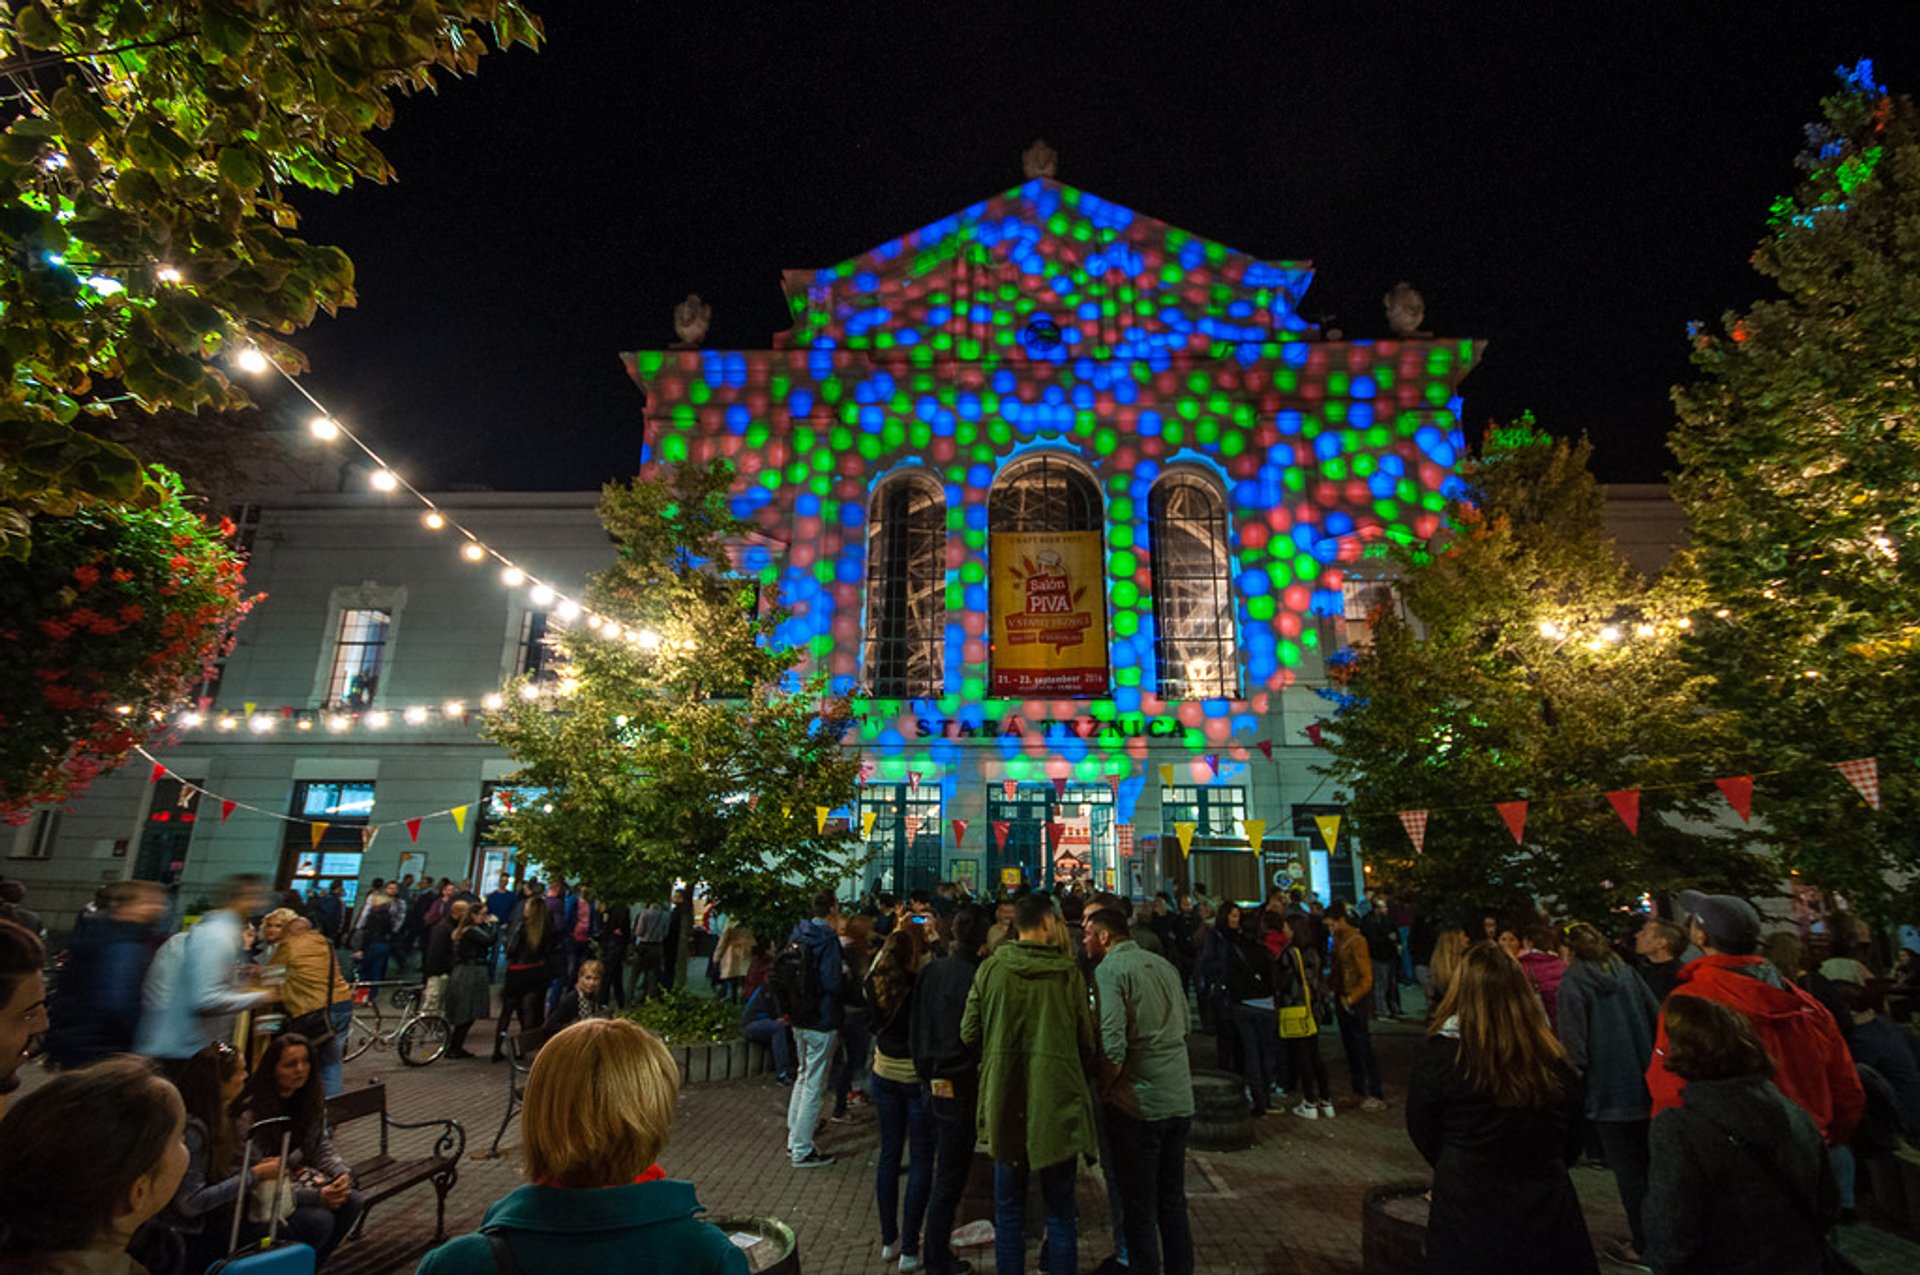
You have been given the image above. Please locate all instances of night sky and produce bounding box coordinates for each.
[272,1,1920,492]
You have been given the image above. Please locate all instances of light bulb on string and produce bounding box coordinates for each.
[233,346,269,374]
[529,584,555,607]
[403,706,428,725]
[461,542,486,563]
[367,711,390,730]
[482,692,504,711]
[369,468,399,492]
[500,567,525,587]
[443,700,465,718]
[422,512,446,531]
[308,415,340,441]
[556,600,580,622]
[519,683,542,701]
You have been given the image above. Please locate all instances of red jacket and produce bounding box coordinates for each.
[1646,953,1864,1145]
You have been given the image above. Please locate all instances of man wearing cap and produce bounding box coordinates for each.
[1646,890,1864,1145]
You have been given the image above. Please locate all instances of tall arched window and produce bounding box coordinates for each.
[988,454,1108,697]
[1150,472,1237,699]
[863,471,945,698]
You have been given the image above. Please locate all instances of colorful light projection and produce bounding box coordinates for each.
[625,179,1479,810]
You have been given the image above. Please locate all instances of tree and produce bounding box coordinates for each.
[1317,421,1758,921]
[0,2,542,556]
[1670,61,1920,910]
[483,461,867,939]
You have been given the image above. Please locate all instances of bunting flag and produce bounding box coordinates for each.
[1002,778,1018,801]
[1174,821,1197,857]
[1605,789,1641,836]
[1242,819,1267,849]
[1304,722,1324,746]
[816,806,830,834]
[1835,757,1881,810]
[952,818,968,846]
[1105,774,1121,798]
[1314,813,1342,852]
[450,805,469,833]
[177,783,199,808]
[1397,809,1428,854]
[858,759,875,783]
[196,695,213,712]
[280,705,294,720]
[1158,763,1174,787]
[1256,739,1273,760]
[905,814,924,839]
[405,817,422,843]
[148,763,165,784]
[908,770,922,791]
[861,810,877,840]
[991,820,1011,850]
[309,821,329,849]
[1716,775,1753,824]
[360,826,379,851]
[1202,753,1220,779]
[1496,800,1528,844]
[747,792,760,810]
[1045,821,1065,852]
[1051,776,1067,800]
[220,799,237,824]
[243,702,256,717]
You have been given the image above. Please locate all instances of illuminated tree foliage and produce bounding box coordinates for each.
[1670,61,1920,909]
[0,1,542,556]
[484,461,867,938]
[1318,422,1757,920]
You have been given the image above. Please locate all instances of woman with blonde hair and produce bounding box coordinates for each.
[1406,941,1595,1274]
[1424,929,1469,1013]
[417,1018,746,1273]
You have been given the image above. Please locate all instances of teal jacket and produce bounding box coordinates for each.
[415,1179,748,1275]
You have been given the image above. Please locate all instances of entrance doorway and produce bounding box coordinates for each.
[984,781,1115,892]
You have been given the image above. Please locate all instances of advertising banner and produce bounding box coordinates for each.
[990,530,1108,696]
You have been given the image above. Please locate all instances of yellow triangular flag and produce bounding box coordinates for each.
[309,821,328,849]
[244,702,257,717]
[861,810,877,840]
[816,806,830,834]
[1243,819,1267,849]
[1158,763,1174,787]
[451,804,469,833]
[361,826,379,852]
[1175,821,1196,857]
[1314,813,1341,852]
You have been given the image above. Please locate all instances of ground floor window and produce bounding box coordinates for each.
[859,782,943,895]
[473,781,550,888]
[134,778,201,886]
[279,781,374,903]
[984,781,1117,891]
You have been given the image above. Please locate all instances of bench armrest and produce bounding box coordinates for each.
[383,1114,466,1164]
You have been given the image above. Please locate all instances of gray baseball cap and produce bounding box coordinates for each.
[1676,890,1762,951]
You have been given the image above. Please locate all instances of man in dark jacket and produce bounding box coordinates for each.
[786,889,844,1168]
[421,905,457,1014]
[910,904,986,1275]
[46,880,163,1069]
[1361,893,1403,1019]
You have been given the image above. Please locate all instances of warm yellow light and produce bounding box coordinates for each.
[519,683,542,701]
[1598,625,1621,643]
[443,700,465,717]
[403,705,429,724]
[367,711,390,729]
[233,346,269,374]
[529,584,555,606]
[296,718,313,731]
[423,512,446,530]
[1634,624,1655,638]
[369,468,399,492]
[500,567,525,587]
[637,629,661,650]
[556,600,580,622]
[482,692,504,711]
[461,542,486,563]
[181,712,203,729]
[308,415,340,440]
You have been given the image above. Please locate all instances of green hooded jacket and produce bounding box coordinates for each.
[414,1179,748,1275]
[960,938,1099,1169]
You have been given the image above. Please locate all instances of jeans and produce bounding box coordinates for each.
[1372,959,1402,1017]
[1107,1110,1194,1275]
[787,1026,839,1162]
[742,1017,792,1080]
[633,941,665,1000]
[1283,1033,1329,1104]
[993,1157,1076,1275]
[317,1000,354,1096]
[832,1010,872,1112]
[924,1085,977,1275]
[1593,1119,1650,1253]
[1231,1003,1280,1113]
[1093,1098,1128,1264]
[1336,1001,1382,1098]
[358,940,390,984]
[1398,926,1415,983]
[873,1073,935,1254]
[1833,1144,1856,1211]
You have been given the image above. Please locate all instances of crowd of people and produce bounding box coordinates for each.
[2,868,1919,1275]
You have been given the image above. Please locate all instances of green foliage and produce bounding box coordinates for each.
[621,989,739,1045]
[0,2,542,556]
[1318,421,1758,920]
[1670,63,1920,912]
[485,460,868,940]
[0,466,256,816]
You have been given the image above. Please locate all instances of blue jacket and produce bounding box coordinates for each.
[1557,954,1659,1122]
[47,914,154,1068]
[788,918,844,1030]
[415,1179,747,1275]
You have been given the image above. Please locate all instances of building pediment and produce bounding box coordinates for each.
[774,179,1315,358]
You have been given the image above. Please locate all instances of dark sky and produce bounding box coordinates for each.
[275,1,1920,490]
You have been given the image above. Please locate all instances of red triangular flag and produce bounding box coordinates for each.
[1256,739,1273,760]
[1002,778,1018,801]
[908,770,922,791]
[1834,758,1880,810]
[405,817,422,843]
[1105,774,1120,798]
[1496,799,1528,844]
[991,820,1011,850]
[280,705,294,720]
[952,818,968,847]
[1605,789,1641,836]
[1715,776,1753,824]
[149,763,165,784]
[1045,821,1066,851]
[1051,776,1067,800]
[1304,722,1324,747]
[1397,810,1428,854]
[196,696,213,712]
[219,799,237,823]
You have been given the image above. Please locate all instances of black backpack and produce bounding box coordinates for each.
[769,933,821,1026]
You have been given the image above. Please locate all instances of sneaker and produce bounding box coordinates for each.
[848,1089,870,1107]
[898,1257,921,1272]
[1317,1101,1336,1119]
[1291,1101,1319,1119]
[1603,1239,1649,1270]
[1360,1096,1390,1112]
[882,1243,901,1261]
[829,1109,860,1124]
[792,1150,836,1168]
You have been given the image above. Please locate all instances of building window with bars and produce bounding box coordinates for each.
[517,610,565,682]
[1162,785,1249,842]
[1336,578,1406,650]
[863,471,945,698]
[987,453,1107,697]
[1149,472,1237,699]
[325,609,390,708]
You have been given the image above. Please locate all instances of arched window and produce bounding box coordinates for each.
[863,471,944,698]
[1149,472,1237,699]
[987,453,1103,533]
[988,454,1108,698]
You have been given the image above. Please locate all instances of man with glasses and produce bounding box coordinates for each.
[0,919,49,1116]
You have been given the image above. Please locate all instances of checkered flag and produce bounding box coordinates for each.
[1398,809,1429,854]
[1834,757,1881,810]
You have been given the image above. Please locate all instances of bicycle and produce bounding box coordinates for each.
[341,981,450,1066]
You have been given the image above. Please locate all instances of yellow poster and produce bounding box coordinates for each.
[1314,813,1342,852]
[990,530,1108,696]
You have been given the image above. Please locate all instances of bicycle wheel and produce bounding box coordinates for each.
[397,1014,450,1066]
[342,1007,382,1062]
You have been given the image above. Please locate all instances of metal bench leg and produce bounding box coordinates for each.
[432,1169,455,1242]
[488,1095,520,1157]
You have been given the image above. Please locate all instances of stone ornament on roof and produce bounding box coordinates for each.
[1384,281,1431,338]
[672,293,712,348]
[1022,138,1058,180]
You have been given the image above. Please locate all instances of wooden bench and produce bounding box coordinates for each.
[326,1080,464,1243]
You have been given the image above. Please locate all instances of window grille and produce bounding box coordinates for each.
[863,473,945,698]
[1338,578,1405,650]
[1149,474,1237,699]
[325,609,390,708]
[1162,785,1249,840]
[987,453,1102,532]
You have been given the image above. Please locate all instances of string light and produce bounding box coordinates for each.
[422,512,446,530]
[369,468,399,492]
[308,415,340,440]
[500,566,524,587]
[233,346,270,374]
[461,542,486,562]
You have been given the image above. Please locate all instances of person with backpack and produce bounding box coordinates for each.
[780,889,845,1168]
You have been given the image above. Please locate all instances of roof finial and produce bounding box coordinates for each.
[1022,138,1058,181]
[1383,282,1430,339]
[671,293,711,348]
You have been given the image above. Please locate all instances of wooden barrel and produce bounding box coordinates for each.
[706,1215,799,1275]
[1189,1068,1253,1151]
[1360,1183,1429,1275]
